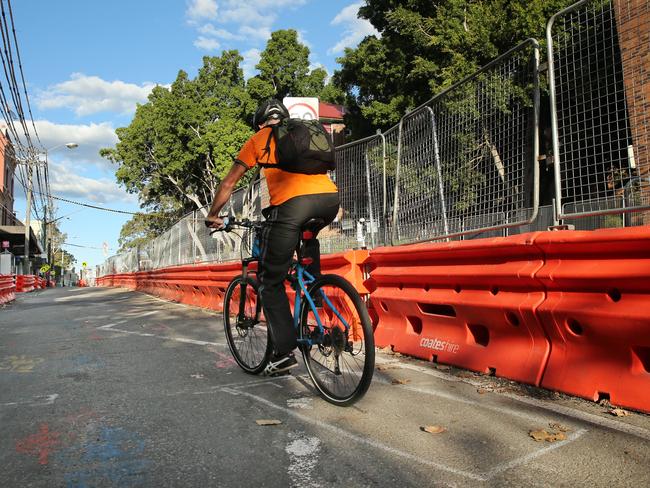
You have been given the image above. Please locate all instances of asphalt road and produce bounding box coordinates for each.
[1,287,649,488]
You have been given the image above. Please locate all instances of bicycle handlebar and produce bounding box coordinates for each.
[208,216,265,235]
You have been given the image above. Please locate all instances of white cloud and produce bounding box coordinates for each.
[238,25,271,43]
[186,0,218,21]
[328,2,379,55]
[187,0,306,51]
[193,36,221,51]
[218,5,269,26]
[37,73,159,117]
[198,24,240,40]
[50,160,135,204]
[32,120,118,169]
[297,30,312,50]
[241,48,261,80]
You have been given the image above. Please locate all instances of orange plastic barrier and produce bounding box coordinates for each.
[0,274,15,304]
[321,250,370,294]
[366,233,550,385]
[284,250,370,315]
[16,274,36,293]
[534,227,650,412]
[97,251,369,316]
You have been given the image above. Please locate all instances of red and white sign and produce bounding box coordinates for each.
[283,97,319,121]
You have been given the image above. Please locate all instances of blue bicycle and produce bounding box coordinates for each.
[218,217,375,406]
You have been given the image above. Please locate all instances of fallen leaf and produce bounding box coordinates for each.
[548,422,570,432]
[609,408,630,417]
[377,365,399,371]
[435,365,451,371]
[256,419,282,426]
[421,425,446,434]
[529,429,567,442]
[477,388,489,394]
[391,378,410,385]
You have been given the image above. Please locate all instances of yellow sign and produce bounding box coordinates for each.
[82,262,88,267]
[40,264,51,273]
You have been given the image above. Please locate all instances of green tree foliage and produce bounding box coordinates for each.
[49,222,76,269]
[116,210,179,252]
[251,29,345,103]
[101,51,255,214]
[334,0,574,135]
[103,32,339,250]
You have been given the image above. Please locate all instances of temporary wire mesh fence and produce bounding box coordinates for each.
[99,0,649,275]
[548,0,650,222]
[392,38,540,245]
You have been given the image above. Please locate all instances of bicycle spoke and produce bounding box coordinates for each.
[300,275,374,406]
[224,277,270,374]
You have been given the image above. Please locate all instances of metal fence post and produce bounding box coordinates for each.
[427,107,450,236]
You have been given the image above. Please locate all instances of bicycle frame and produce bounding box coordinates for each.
[292,263,352,348]
[219,219,353,348]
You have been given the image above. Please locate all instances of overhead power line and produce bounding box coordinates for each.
[33,191,143,215]
[61,242,111,250]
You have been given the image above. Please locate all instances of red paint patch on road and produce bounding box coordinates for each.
[214,351,236,369]
[89,333,104,341]
[15,423,62,465]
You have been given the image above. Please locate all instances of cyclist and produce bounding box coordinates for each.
[205,98,340,376]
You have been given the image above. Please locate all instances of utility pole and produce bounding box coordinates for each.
[21,143,78,274]
[22,155,33,274]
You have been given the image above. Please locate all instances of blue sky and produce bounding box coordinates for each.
[11,0,377,270]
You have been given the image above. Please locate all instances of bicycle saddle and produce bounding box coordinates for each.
[301,218,325,232]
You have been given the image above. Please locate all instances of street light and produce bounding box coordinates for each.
[23,142,78,274]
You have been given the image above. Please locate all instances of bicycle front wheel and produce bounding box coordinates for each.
[299,274,375,406]
[223,276,271,374]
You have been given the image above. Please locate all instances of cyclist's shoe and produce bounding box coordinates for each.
[264,353,298,376]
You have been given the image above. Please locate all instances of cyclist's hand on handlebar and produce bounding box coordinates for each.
[204,215,225,230]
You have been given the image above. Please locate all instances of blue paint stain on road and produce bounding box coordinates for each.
[70,355,105,369]
[55,426,151,488]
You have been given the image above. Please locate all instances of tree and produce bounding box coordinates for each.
[101,51,255,214]
[334,0,575,136]
[255,30,311,99]
[251,29,344,103]
[103,32,343,247]
[48,222,76,269]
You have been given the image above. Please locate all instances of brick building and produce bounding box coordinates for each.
[0,126,17,226]
[615,0,650,222]
[319,101,347,147]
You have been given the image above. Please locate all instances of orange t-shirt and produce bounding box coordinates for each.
[236,127,338,206]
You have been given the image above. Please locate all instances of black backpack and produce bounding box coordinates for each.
[260,118,336,175]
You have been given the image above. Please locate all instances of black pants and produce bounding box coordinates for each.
[258,192,340,356]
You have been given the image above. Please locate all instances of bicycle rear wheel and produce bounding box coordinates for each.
[299,274,375,406]
[223,276,271,374]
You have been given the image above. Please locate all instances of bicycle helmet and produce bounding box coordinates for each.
[253,98,289,130]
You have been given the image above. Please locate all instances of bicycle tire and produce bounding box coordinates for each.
[299,274,375,406]
[223,275,271,374]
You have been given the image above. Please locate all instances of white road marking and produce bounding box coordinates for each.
[381,379,563,425]
[484,428,588,478]
[96,325,224,347]
[286,431,322,488]
[377,357,650,442]
[1,393,59,408]
[287,397,313,410]
[222,387,486,481]
[223,385,587,482]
